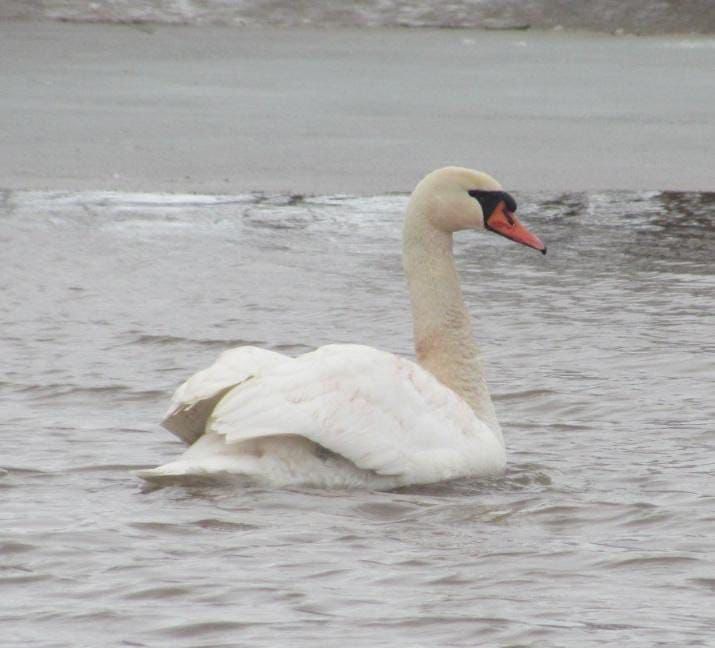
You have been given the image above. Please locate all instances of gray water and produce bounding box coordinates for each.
[2,189,714,647]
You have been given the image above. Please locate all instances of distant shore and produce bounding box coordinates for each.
[1,21,713,195]
[2,0,715,35]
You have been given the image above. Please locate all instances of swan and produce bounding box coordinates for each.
[137,167,546,489]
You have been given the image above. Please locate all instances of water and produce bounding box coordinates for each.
[2,189,714,646]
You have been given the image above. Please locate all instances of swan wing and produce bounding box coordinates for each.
[162,346,290,444]
[208,344,505,484]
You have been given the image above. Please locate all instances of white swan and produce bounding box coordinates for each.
[137,167,546,489]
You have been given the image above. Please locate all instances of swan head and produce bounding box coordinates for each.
[410,166,546,254]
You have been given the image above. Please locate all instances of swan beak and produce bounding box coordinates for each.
[486,203,547,254]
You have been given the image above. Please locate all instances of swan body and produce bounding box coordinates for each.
[137,167,545,488]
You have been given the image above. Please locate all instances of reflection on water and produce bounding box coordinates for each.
[1,189,713,647]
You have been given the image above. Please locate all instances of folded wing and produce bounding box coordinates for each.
[208,344,505,484]
[162,346,290,444]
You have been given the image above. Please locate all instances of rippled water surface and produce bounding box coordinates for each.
[2,189,714,647]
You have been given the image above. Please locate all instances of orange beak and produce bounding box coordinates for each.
[486,202,547,254]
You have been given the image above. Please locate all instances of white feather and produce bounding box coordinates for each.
[160,346,288,444]
[138,344,505,488]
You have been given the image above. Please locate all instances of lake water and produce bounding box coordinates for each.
[2,188,714,646]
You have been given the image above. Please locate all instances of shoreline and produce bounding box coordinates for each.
[3,0,714,35]
[1,21,713,195]
[4,16,710,37]
[5,15,714,38]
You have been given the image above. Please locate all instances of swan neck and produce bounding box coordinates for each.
[403,203,499,431]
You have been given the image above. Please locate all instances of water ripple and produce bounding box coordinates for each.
[2,188,713,647]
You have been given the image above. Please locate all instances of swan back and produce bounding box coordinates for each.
[207,344,505,485]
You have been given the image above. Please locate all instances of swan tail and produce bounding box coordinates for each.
[135,432,399,489]
[134,456,259,483]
